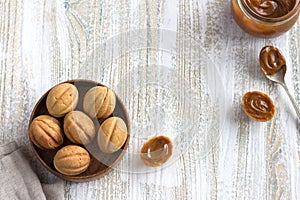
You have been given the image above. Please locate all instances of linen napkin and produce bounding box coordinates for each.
[0,141,64,200]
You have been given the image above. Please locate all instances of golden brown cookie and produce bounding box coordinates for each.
[97,117,128,153]
[46,83,79,117]
[29,115,64,150]
[53,145,90,176]
[83,86,116,119]
[64,111,95,145]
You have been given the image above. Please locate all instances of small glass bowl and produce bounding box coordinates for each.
[85,29,228,173]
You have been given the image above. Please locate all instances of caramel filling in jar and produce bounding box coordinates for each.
[232,0,300,37]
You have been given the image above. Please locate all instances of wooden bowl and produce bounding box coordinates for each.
[28,79,130,182]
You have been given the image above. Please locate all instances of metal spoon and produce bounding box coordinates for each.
[259,46,300,119]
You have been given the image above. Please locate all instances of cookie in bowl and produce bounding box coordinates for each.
[46,83,79,117]
[83,86,116,119]
[29,115,64,150]
[53,145,90,176]
[64,111,95,145]
[97,117,128,153]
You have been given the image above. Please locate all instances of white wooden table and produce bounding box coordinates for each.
[1,0,300,199]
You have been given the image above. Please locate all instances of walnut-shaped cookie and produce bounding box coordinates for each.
[97,117,128,153]
[83,86,116,119]
[53,145,90,176]
[29,115,64,150]
[64,111,95,145]
[46,83,79,117]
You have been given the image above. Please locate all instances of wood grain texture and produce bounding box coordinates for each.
[1,0,300,199]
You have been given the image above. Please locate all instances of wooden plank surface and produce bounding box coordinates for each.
[1,0,300,199]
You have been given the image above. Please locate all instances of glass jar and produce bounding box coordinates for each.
[231,0,300,38]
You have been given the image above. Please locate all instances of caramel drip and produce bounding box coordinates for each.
[242,91,276,122]
[140,136,173,167]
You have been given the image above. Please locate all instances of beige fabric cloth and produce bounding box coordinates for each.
[0,142,64,200]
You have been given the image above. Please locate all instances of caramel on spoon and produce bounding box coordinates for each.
[259,46,300,119]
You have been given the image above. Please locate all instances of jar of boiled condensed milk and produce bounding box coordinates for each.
[231,0,300,37]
